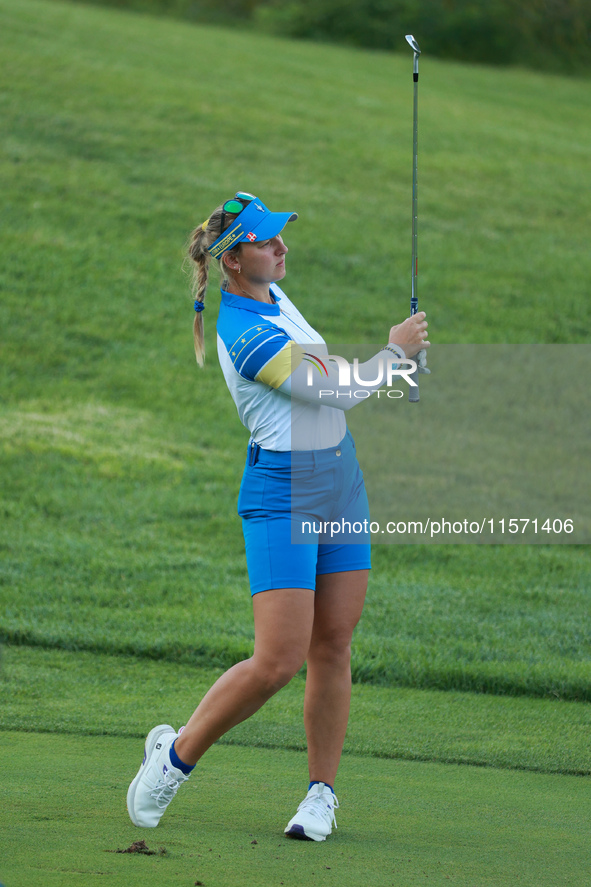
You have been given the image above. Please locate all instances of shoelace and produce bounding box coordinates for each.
[150,770,188,809]
[297,791,339,829]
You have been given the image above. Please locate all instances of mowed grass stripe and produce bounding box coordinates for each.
[2,0,590,382]
[2,647,590,776]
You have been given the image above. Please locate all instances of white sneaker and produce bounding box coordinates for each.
[284,783,339,841]
[127,724,189,828]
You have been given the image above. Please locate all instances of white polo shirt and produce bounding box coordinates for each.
[216,284,406,452]
[216,284,346,451]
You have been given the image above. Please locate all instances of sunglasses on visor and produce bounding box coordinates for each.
[219,192,256,234]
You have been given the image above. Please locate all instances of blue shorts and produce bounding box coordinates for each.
[237,430,371,595]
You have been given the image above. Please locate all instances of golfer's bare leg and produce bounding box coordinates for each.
[174,588,314,766]
[304,569,368,787]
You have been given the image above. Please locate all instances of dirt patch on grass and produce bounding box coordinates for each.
[108,840,167,856]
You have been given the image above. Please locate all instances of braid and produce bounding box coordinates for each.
[186,204,242,366]
[185,207,221,366]
[187,228,208,367]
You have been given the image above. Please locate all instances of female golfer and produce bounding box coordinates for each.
[127,192,429,841]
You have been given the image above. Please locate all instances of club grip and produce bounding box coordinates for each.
[409,296,419,402]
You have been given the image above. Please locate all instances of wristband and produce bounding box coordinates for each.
[382,344,404,367]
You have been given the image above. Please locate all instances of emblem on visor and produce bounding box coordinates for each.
[246,232,257,242]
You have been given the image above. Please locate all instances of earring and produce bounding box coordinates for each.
[237,266,241,273]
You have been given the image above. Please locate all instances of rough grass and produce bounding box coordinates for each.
[3,646,591,775]
[1,402,590,699]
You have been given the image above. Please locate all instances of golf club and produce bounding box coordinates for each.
[406,34,422,402]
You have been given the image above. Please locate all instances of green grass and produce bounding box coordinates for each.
[349,344,591,544]
[2,0,591,384]
[1,2,591,882]
[1,0,590,698]
[1,0,591,702]
[2,401,590,699]
[3,646,591,775]
[3,732,591,887]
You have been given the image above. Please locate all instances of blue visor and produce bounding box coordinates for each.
[207,197,298,259]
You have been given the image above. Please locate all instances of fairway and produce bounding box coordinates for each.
[1,0,590,884]
[3,732,591,887]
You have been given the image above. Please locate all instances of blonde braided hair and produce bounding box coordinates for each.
[187,204,241,366]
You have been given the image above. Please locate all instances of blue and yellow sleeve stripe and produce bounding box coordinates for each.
[228,324,303,387]
[255,341,304,389]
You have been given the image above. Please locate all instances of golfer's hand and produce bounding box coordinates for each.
[388,312,430,358]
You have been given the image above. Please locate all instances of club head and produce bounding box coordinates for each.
[405,34,421,55]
